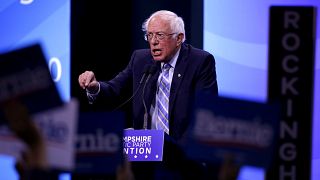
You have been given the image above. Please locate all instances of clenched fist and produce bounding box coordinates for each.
[78,71,99,93]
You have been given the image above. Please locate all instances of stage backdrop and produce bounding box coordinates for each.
[204,1,319,180]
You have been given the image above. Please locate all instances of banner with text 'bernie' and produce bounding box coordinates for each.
[0,99,79,170]
[182,93,280,168]
[74,111,125,174]
[0,43,63,125]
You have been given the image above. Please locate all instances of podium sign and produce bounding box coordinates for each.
[123,129,164,161]
[182,94,280,168]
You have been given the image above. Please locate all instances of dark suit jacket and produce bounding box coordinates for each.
[98,43,218,141]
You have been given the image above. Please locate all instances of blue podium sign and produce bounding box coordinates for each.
[182,93,280,168]
[123,129,164,161]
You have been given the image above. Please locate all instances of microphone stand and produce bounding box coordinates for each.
[142,65,157,129]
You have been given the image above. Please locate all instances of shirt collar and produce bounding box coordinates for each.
[161,47,180,70]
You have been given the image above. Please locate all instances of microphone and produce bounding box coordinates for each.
[142,65,157,129]
[139,65,150,84]
[112,64,151,112]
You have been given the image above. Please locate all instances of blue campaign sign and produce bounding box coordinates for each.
[182,93,280,168]
[123,129,164,161]
[74,111,125,174]
[0,44,63,124]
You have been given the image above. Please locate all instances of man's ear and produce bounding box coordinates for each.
[177,33,184,45]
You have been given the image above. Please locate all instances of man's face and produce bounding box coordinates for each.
[147,16,181,62]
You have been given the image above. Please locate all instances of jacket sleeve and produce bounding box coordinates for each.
[195,53,218,95]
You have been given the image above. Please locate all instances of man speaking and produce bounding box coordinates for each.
[78,10,218,179]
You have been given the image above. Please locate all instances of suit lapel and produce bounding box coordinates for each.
[169,44,189,118]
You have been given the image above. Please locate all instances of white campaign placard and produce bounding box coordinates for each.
[0,98,78,170]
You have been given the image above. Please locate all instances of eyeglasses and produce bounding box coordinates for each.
[144,32,177,41]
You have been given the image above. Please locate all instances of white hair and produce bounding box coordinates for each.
[142,10,186,42]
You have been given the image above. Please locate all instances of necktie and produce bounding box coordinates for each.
[157,63,171,134]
